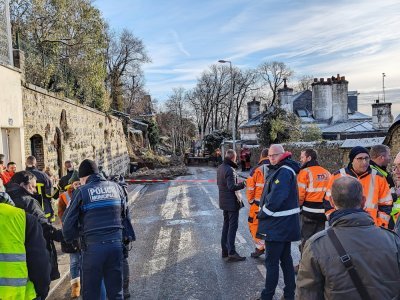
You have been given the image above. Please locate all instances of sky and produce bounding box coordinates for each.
[95,0,400,118]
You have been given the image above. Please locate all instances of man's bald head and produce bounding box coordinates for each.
[225,149,237,162]
[331,176,363,209]
[268,144,285,165]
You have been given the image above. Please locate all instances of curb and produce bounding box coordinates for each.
[47,184,146,298]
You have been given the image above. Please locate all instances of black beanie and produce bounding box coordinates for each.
[349,146,369,162]
[78,159,99,178]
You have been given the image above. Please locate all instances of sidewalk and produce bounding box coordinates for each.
[47,184,145,299]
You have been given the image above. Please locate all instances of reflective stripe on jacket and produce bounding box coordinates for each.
[246,161,269,204]
[324,167,393,227]
[0,203,37,299]
[298,165,330,220]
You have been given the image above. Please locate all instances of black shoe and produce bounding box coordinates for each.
[222,251,228,258]
[228,252,246,262]
[250,248,265,258]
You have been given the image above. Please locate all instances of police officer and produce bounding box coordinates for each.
[62,159,125,299]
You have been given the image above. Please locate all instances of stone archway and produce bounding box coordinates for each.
[30,134,44,170]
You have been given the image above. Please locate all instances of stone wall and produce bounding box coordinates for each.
[249,141,350,173]
[385,121,400,157]
[22,83,130,177]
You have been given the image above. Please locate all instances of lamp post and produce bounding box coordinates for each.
[218,59,235,151]
[382,73,386,103]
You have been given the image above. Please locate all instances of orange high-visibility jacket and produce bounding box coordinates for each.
[324,167,392,228]
[298,165,331,218]
[246,161,269,204]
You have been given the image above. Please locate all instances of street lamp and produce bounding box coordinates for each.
[218,59,235,151]
[382,73,386,103]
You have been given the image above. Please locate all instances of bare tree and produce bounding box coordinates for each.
[258,61,294,107]
[295,75,314,92]
[106,28,151,111]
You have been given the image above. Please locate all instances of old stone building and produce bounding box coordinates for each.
[239,75,393,143]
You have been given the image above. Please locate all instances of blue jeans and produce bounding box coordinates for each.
[221,210,239,255]
[81,239,124,300]
[69,252,81,280]
[261,241,295,300]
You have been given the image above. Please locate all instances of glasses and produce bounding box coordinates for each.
[355,156,370,162]
[392,165,400,172]
[268,153,283,158]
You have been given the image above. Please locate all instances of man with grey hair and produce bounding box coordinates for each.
[217,149,246,262]
[296,176,400,299]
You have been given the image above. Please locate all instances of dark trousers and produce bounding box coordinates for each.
[221,210,239,255]
[82,239,124,300]
[300,214,325,252]
[261,241,295,300]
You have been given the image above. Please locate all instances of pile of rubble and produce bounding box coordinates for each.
[128,165,189,180]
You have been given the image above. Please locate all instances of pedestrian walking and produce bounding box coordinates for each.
[0,202,51,299]
[245,148,269,257]
[217,149,247,262]
[296,176,400,299]
[257,144,300,300]
[296,149,330,261]
[62,159,126,299]
[324,146,392,228]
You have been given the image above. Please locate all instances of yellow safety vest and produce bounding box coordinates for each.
[0,203,37,299]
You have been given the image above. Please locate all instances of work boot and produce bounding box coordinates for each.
[70,278,80,298]
[228,252,246,262]
[250,248,265,258]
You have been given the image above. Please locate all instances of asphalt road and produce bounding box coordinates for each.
[51,166,300,299]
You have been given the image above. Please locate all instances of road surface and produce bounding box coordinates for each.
[50,166,300,299]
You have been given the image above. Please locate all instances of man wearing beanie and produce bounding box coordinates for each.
[324,146,392,228]
[62,159,126,299]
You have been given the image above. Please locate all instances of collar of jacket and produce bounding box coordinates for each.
[249,158,270,176]
[329,208,373,227]
[26,166,38,172]
[370,160,388,176]
[269,155,300,174]
[345,166,372,179]
[86,173,106,184]
[301,159,319,169]
[6,182,34,197]
[223,158,238,169]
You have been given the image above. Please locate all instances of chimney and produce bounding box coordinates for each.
[372,102,393,129]
[247,98,261,120]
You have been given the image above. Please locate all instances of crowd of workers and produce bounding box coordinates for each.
[217,144,400,300]
[0,155,133,299]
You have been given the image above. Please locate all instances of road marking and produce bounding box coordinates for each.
[177,227,192,262]
[257,265,266,278]
[197,183,219,209]
[145,226,173,277]
[236,232,247,244]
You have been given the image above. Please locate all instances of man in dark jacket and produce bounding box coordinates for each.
[59,160,75,191]
[63,159,126,299]
[217,149,246,262]
[296,176,400,299]
[257,144,300,300]
[7,171,63,280]
[25,155,55,220]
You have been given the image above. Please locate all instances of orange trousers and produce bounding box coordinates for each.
[248,204,265,250]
